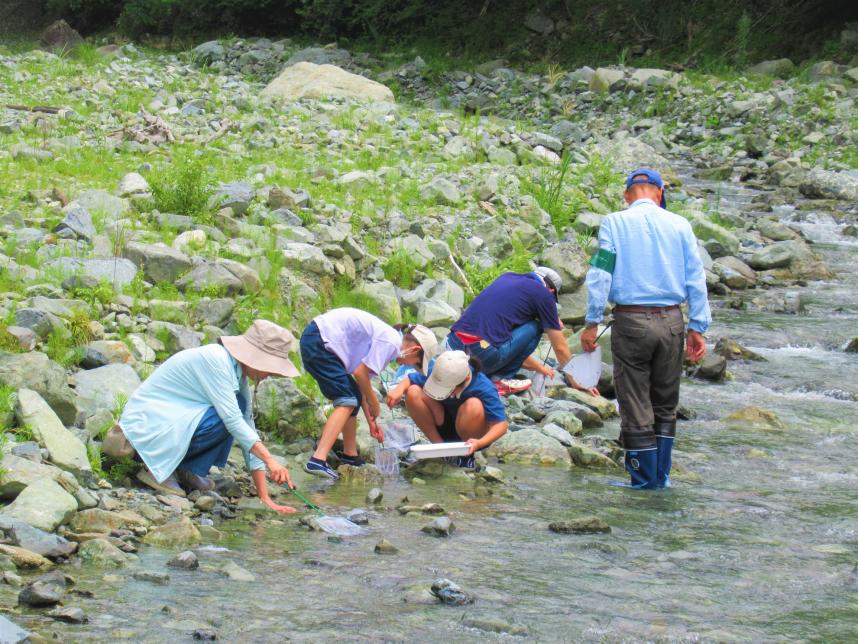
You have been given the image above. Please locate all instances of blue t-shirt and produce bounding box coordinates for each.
[409,367,507,423]
[451,272,561,345]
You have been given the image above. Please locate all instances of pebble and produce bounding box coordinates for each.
[167,550,199,570]
[374,539,399,555]
[421,516,455,537]
[430,578,473,605]
[133,571,170,585]
[366,488,383,504]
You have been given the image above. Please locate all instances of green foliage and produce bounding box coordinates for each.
[148,154,215,225]
[525,152,575,233]
[14,423,34,443]
[0,387,15,432]
[316,277,386,320]
[107,456,139,481]
[72,281,115,308]
[461,236,533,304]
[382,249,420,290]
[0,326,25,353]
[734,12,753,68]
[67,309,95,345]
[87,442,106,478]
[44,329,85,368]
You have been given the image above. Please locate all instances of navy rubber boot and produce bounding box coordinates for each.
[624,448,658,489]
[656,436,674,488]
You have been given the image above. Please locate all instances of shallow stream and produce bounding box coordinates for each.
[6,173,858,642]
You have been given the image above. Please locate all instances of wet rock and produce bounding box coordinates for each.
[263,62,394,102]
[48,606,88,623]
[462,615,529,636]
[749,291,806,315]
[18,574,66,606]
[714,337,765,361]
[845,337,858,353]
[477,466,505,483]
[0,478,78,533]
[486,427,572,467]
[799,167,858,201]
[540,422,574,447]
[78,538,135,566]
[0,517,76,558]
[421,516,455,537]
[723,406,785,430]
[749,240,815,270]
[0,352,77,424]
[430,578,473,605]
[220,560,255,582]
[143,517,201,548]
[567,440,619,469]
[546,388,617,419]
[70,508,147,533]
[0,614,30,643]
[192,629,218,641]
[346,509,369,525]
[167,550,199,570]
[0,544,53,570]
[691,355,727,382]
[713,256,757,289]
[374,539,399,555]
[366,488,383,504]
[133,570,170,585]
[337,464,384,486]
[15,388,91,476]
[549,516,611,534]
[195,495,217,512]
[542,410,584,435]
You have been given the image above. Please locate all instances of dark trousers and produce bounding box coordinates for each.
[447,320,542,379]
[611,308,685,449]
[178,393,247,477]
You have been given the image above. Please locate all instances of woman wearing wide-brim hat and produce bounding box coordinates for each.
[116,319,299,512]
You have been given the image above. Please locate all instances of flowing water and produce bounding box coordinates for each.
[5,174,857,642]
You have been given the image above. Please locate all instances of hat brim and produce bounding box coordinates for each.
[220,335,300,378]
[423,375,455,401]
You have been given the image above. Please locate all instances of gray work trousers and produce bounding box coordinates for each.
[611,307,685,450]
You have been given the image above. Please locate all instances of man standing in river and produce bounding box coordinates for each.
[581,168,710,489]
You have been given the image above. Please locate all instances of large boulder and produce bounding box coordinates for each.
[255,377,326,441]
[69,508,148,534]
[123,242,192,283]
[71,363,141,419]
[589,68,625,92]
[176,259,260,295]
[356,281,401,322]
[14,389,90,476]
[78,538,136,566]
[799,168,858,201]
[0,352,77,424]
[45,257,138,289]
[54,202,95,241]
[539,241,590,292]
[0,454,81,501]
[262,62,394,103]
[596,136,679,186]
[748,58,795,77]
[0,517,77,559]
[485,428,571,467]
[40,19,82,51]
[281,243,335,276]
[0,479,77,532]
[142,516,201,548]
[748,240,815,270]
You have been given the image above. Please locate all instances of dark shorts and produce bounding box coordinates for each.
[437,408,460,442]
[300,321,361,417]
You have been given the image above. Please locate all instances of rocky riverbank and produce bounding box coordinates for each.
[0,31,857,639]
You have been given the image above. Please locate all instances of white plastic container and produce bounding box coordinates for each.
[409,442,470,459]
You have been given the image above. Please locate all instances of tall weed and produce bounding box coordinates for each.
[149,154,215,225]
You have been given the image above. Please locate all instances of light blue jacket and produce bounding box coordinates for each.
[120,344,264,482]
[585,198,712,333]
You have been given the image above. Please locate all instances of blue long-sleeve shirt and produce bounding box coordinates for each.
[120,344,265,482]
[584,198,711,333]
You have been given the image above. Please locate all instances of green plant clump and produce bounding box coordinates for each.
[148,154,215,225]
[461,236,533,304]
[382,249,420,290]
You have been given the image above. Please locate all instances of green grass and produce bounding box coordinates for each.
[461,236,534,304]
[382,249,421,290]
[0,386,16,432]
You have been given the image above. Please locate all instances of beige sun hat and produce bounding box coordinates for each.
[220,319,300,378]
[408,324,438,375]
[423,350,471,401]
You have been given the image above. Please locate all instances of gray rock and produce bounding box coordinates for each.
[691,217,740,256]
[14,308,64,338]
[72,363,140,419]
[346,509,369,525]
[748,240,814,270]
[540,422,574,446]
[281,243,335,276]
[176,261,241,295]
[191,297,234,327]
[0,517,76,558]
[692,355,727,382]
[799,168,858,201]
[123,242,192,283]
[589,68,624,92]
[15,389,90,475]
[416,299,458,327]
[133,570,170,585]
[47,257,138,289]
[389,234,435,267]
[0,614,30,643]
[524,11,553,34]
[221,560,255,581]
[47,606,88,623]
[486,427,572,466]
[629,68,677,88]
[147,321,203,353]
[366,488,383,504]
[18,574,66,607]
[255,377,325,440]
[74,189,129,222]
[192,40,226,64]
[715,337,765,361]
[430,578,473,605]
[82,340,137,368]
[262,62,393,103]
[209,181,254,215]
[1,478,78,532]
[54,202,95,241]
[421,516,455,537]
[748,58,795,77]
[420,177,460,205]
[117,172,150,197]
[2,326,36,351]
[78,538,135,566]
[539,240,589,292]
[167,550,199,570]
[356,281,402,321]
[713,256,757,289]
[0,454,80,501]
[755,218,798,242]
[374,539,398,554]
[542,409,584,435]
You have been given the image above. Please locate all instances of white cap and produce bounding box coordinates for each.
[407,324,438,375]
[534,266,562,301]
[423,350,470,400]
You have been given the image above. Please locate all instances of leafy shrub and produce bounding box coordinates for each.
[107,456,139,481]
[87,442,106,478]
[148,154,214,225]
[0,326,24,353]
[461,236,533,304]
[382,249,420,290]
[45,329,85,368]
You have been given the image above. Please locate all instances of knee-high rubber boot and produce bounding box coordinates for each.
[624,448,658,489]
[654,420,676,489]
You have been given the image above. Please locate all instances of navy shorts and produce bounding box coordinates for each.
[437,408,460,442]
[300,321,361,417]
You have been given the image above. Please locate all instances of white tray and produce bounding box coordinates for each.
[409,442,470,459]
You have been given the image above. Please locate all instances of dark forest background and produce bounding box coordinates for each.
[2,1,857,67]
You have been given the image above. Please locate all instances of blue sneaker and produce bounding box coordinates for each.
[303,458,340,481]
[335,451,366,467]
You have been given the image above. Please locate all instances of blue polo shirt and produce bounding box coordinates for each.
[451,272,561,345]
[409,367,507,423]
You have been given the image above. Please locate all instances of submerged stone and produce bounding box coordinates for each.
[723,406,785,430]
[549,517,611,534]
